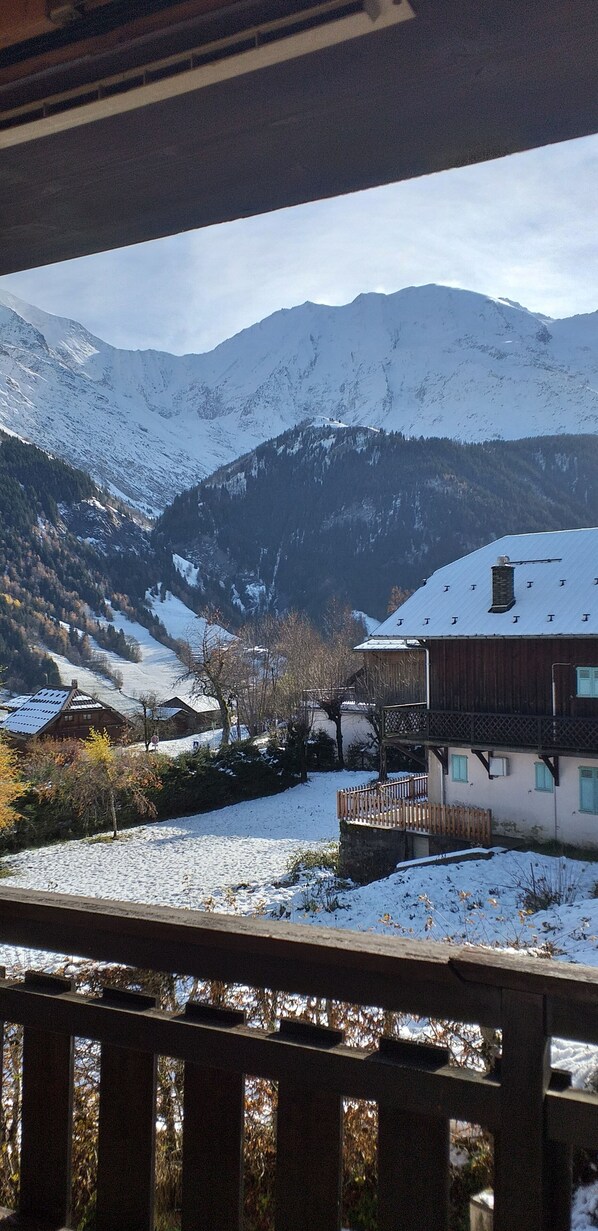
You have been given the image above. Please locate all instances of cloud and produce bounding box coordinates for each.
[1,133,597,353]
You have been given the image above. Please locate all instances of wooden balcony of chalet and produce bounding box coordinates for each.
[383,702,598,757]
[337,775,492,846]
[0,886,596,1230]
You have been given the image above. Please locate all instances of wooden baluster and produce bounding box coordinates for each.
[275,1020,344,1231]
[544,1069,572,1231]
[181,1002,246,1231]
[494,990,549,1231]
[96,988,157,1231]
[377,1037,450,1231]
[20,972,74,1227]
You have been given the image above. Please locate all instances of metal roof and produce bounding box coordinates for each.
[374,528,598,641]
[3,687,110,735]
[2,687,72,735]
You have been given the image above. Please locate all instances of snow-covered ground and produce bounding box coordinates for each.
[129,727,248,757]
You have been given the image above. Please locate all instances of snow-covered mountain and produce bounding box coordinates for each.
[1,284,598,511]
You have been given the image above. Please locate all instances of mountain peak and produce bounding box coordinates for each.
[0,282,597,510]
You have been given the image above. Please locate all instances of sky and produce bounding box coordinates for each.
[1,133,597,356]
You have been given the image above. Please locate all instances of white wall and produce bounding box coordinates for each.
[311,706,372,749]
[428,748,598,848]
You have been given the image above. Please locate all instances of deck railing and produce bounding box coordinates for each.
[383,703,598,754]
[337,777,491,844]
[0,886,596,1230]
[337,773,428,821]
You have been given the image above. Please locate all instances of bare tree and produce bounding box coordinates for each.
[135,692,161,752]
[310,603,365,769]
[181,611,242,747]
[235,614,285,737]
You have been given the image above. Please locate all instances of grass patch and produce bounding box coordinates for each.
[0,865,14,878]
[286,842,339,883]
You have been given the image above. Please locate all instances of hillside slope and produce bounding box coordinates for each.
[154,427,598,621]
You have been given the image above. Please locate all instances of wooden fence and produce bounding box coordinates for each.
[337,774,428,821]
[337,776,492,845]
[0,885,595,1230]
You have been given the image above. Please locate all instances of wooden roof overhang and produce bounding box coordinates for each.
[0,0,597,275]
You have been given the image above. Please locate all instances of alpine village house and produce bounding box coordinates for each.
[362,527,598,848]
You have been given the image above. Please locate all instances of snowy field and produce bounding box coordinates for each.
[3,769,598,1225]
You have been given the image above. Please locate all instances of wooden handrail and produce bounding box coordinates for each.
[0,887,597,1231]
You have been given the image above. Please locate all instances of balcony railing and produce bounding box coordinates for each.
[337,778,492,844]
[383,703,598,754]
[337,773,429,821]
[0,886,597,1230]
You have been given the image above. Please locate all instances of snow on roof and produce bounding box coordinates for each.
[2,688,71,735]
[355,637,421,652]
[2,694,33,711]
[155,706,182,721]
[374,528,598,640]
[67,692,105,713]
[2,687,113,736]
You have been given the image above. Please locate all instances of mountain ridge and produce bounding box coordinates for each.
[2,284,598,511]
[153,425,598,622]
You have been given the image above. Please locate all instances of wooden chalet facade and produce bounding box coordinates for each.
[363,529,598,847]
[1,681,127,746]
[160,696,219,736]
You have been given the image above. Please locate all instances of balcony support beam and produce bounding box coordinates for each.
[429,746,448,774]
[540,754,560,787]
[472,749,492,778]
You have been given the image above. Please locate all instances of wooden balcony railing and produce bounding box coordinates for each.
[383,703,598,754]
[337,779,492,846]
[337,773,428,821]
[0,886,596,1230]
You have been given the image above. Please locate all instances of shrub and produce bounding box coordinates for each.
[513,858,583,913]
[286,843,339,883]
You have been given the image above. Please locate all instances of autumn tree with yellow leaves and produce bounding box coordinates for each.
[26,729,160,840]
[0,736,23,830]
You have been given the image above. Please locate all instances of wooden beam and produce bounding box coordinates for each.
[472,749,492,777]
[0,0,597,273]
[429,746,448,774]
[540,754,560,787]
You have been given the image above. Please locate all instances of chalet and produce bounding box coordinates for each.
[160,696,220,735]
[365,528,598,848]
[1,680,127,746]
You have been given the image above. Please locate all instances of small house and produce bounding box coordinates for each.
[1,680,127,746]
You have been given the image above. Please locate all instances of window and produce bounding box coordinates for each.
[576,667,598,698]
[451,754,468,783]
[534,762,553,793]
[580,767,598,814]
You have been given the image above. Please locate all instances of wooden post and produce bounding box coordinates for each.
[493,990,549,1231]
[19,972,74,1228]
[96,989,157,1231]
[181,1002,246,1231]
[377,1037,450,1231]
[274,1020,343,1231]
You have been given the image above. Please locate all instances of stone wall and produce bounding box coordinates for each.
[339,821,473,884]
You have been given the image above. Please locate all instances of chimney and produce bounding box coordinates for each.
[70,678,78,689]
[489,556,515,613]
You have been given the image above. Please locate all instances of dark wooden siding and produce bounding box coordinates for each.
[51,710,126,743]
[427,638,598,717]
[360,650,426,705]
